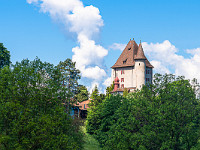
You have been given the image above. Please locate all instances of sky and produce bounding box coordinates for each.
[1,0,200,93]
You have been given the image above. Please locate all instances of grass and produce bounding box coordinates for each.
[81,125,101,150]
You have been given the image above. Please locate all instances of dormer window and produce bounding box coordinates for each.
[123,59,127,64]
[128,47,131,50]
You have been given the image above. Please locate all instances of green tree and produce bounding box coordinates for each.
[86,74,200,150]
[90,85,103,106]
[0,58,83,150]
[75,85,89,102]
[57,59,81,111]
[106,81,114,97]
[123,88,128,97]
[0,43,11,69]
[86,95,123,136]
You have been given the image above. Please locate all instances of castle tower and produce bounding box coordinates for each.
[134,42,146,90]
[111,39,153,94]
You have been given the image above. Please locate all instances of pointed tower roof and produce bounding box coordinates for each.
[134,43,146,60]
[111,39,153,68]
[111,39,138,68]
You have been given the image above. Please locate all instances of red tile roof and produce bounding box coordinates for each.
[111,40,153,68]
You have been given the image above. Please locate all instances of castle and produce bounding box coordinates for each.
[111,39,154,94]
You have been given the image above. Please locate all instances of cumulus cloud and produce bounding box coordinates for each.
[87,81,99,94]
[150,60,170,74]
[109,43,126,51]
[103,77,111,87]
[143,40,200,82]
[27,0,108,92]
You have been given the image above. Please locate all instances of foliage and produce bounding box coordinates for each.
[75,85,89,102]
[0,43,11,69]
[81,125,101,150]
[90,85,104,107]
[0,58,83,150]
[86,95,123,143]
[57,58,81,99]
[106,82,114,97]
[86,74,200,150]
[57,59,81,112]
[123,88,128,97]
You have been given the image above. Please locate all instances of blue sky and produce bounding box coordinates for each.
[1,0,200,92]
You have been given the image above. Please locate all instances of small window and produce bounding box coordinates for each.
[146,78,150,82]
[121,70,125,75]
[121,84,124,88]
[123,59,127,64]
[128,47,131,50]
[139,63,140,66]
[121,78,124,82]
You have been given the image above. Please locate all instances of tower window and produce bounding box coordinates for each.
[123,59,127,64]
[139,63,140,66]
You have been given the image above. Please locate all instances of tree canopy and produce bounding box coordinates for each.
[90,85,104,107]
[0,43,11,69]
[86,74,200,150]
[0,58,83,150]
[74,85,89,102]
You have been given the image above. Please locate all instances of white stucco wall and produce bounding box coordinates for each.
[111,62,152,90]
[135,60,146,90]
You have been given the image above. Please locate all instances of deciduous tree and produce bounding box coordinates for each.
[75,85,89,102]
[86,74,200,150]
[0,58,83,150]
[0,43,11,69]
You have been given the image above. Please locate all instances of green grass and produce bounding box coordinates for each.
[81,125,101,150]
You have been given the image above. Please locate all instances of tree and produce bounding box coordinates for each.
[57,59,81,111]
[90,85,103,106]
[75,85,89,102]
[86,95,123,135]
[0,43,11,69]
[86,74,200,150]
[123,88,128,97]
[0,58,83,150]
[106,81,114,97]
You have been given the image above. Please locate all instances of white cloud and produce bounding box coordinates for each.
[87,81,99,94]
[82,66,107,80]
[103,77,111,87]
[109,43,126,51]
[143,41,200,82]
[27,0,108,92]
[150,60,170,74]
[67,5,103,38]
[72,34,108,69]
